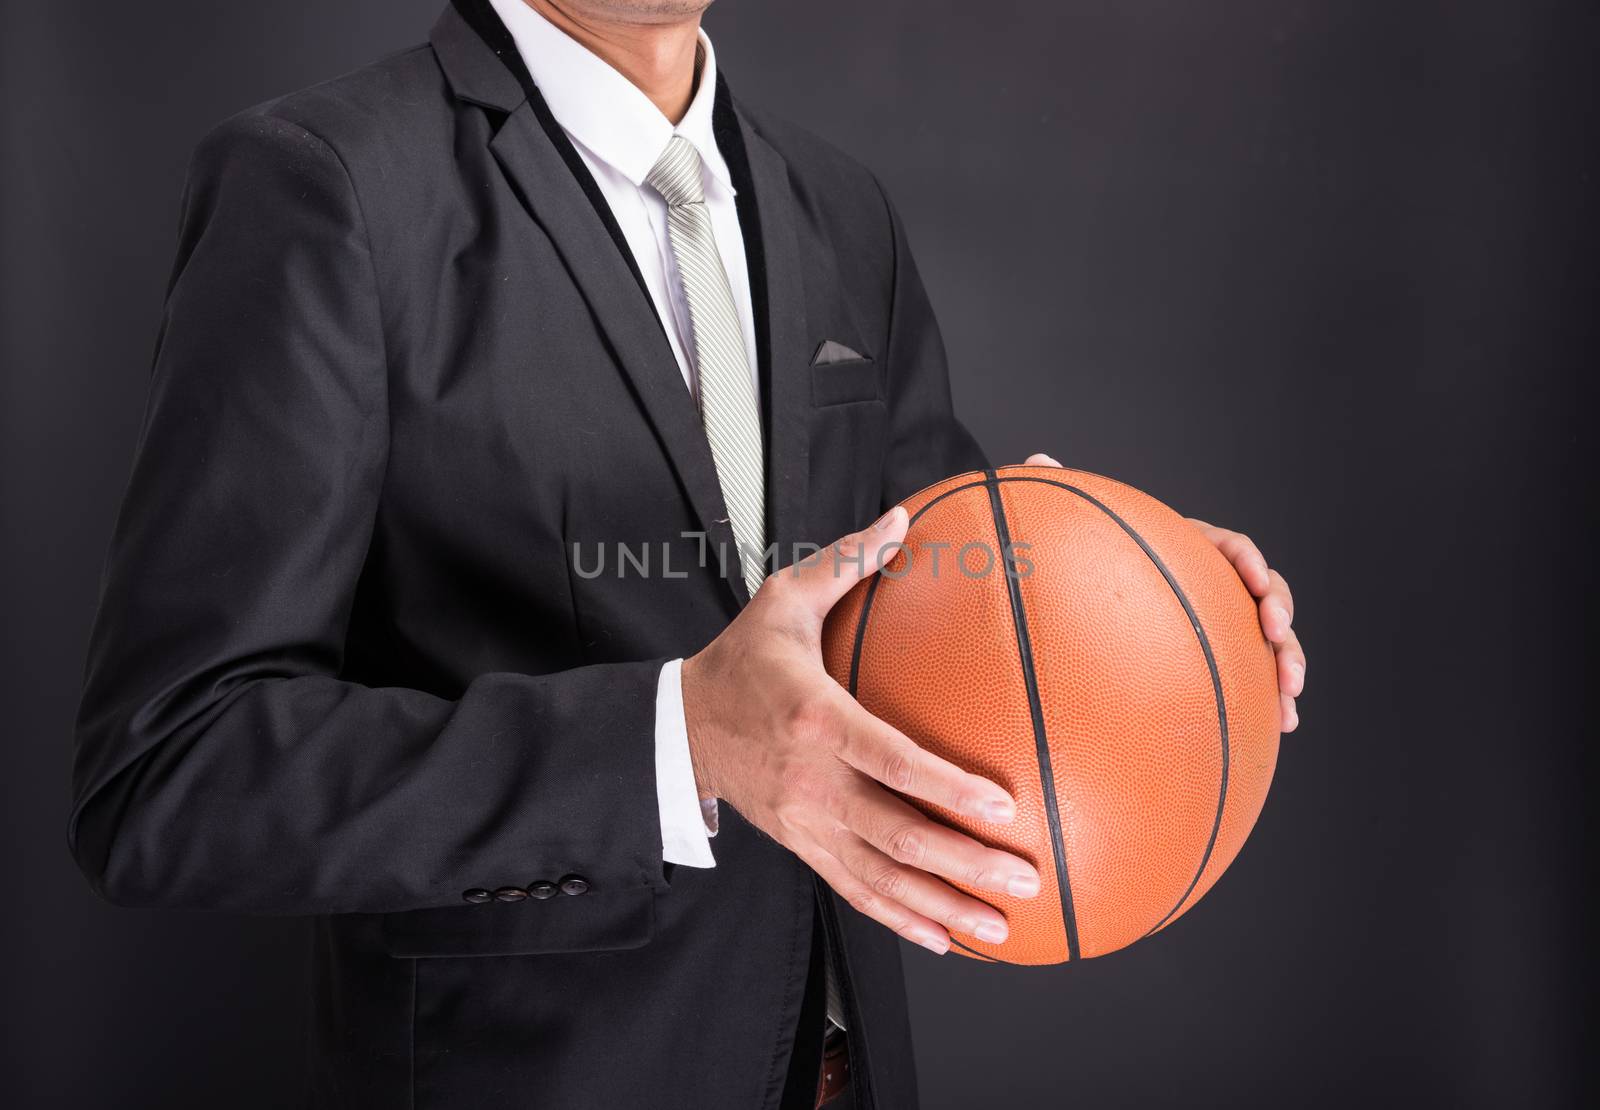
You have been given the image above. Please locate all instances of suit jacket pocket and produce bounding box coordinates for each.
[810,357,881,407]
[379,887,654,958]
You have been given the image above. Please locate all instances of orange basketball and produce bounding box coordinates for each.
[821,465,1280,964]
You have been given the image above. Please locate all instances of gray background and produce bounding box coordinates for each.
[1,1,1587,1106]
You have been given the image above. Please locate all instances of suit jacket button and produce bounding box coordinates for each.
[462,888,493,904]
[559,875,590,896]
[527,881,558,900]
[493,886,529,903]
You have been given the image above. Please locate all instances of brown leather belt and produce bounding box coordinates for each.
[814,1025,851,1108]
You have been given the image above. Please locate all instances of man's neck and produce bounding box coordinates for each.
[524,0,704,123]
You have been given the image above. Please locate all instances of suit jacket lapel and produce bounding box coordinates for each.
[717,84,812,571]
[434,3,816,604]
[433,1,748,609]
[488,108,751,601]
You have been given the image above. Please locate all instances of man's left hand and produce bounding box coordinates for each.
[1024,453,1305,733]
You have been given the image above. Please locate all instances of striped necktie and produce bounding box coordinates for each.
[647,136,768,599]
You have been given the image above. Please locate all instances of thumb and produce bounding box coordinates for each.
[787,505,909,619]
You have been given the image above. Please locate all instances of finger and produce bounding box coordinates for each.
[1266,569,1295,620]
[1257,568,1295,640]
[1201,525,1271,597]
[1280,692,1300,733]
[825,826,1012,944]
[782,505,909,618]
[1258,593,1293,645]
[1275,628,1306,697]
[805,842,950,954]
[830,697,1016,823]
[1023,452,1062,467]
[831,780,1040,898]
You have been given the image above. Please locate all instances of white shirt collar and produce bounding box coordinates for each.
[487,0,734,195]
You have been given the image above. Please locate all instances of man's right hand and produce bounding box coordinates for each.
[681,507,1042,954]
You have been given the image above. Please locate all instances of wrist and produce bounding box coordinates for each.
[679,652,722,801]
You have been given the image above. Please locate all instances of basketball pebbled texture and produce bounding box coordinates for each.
[821,466,1280,964]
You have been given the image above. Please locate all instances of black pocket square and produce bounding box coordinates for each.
[811,339,869,365]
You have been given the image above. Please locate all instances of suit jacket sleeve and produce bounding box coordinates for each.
[69,113,669,915]
[874,177,990,506]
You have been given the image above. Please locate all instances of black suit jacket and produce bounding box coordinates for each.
[70,2,985,1106]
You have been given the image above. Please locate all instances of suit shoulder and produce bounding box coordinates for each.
[738,103,892,221]
[194,44,448,179]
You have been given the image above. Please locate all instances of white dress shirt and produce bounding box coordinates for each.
[488,0,752,869]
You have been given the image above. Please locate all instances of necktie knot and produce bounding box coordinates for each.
[647,135,706,208]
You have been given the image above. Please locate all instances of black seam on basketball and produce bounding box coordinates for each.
[984,470,1081,963]
[947,937,1007,963]
[846,573,881,699]
[847,481,991,697]
[999,476,1230,938]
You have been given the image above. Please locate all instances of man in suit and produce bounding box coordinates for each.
[70,0,1307,1106]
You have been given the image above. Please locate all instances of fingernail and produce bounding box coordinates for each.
[918,931,950,955]
[872,506,904,532]
[1037,454,1061,467]
[1006,873,1040,898]
[1272,606,1290,633]
[1290,662,1305,694]
[981,797,1015,824]
[975,920,1009,944]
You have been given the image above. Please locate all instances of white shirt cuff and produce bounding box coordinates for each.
[655,658,718,868]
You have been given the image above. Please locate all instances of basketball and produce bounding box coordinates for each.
[821,465,1281,964]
